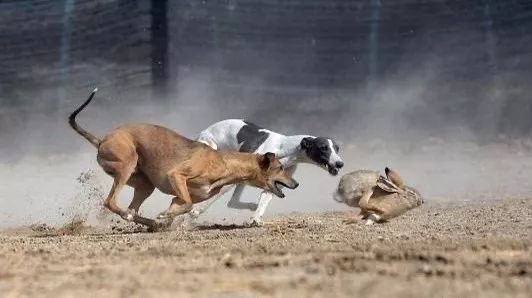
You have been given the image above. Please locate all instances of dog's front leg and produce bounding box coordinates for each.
[246,191,273,227]
[246,165,297,227]
[184,184,236,227]
[226,184,257,211]
[157,170,193,219]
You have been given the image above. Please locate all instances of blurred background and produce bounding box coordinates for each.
[1,0,531,227]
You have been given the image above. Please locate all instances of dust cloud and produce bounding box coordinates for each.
[1,56,531,228]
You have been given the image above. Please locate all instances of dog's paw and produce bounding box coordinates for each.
[188,208,201,218]
[121,210,136,222]
[156,211,174,220]
[245,218,264,228]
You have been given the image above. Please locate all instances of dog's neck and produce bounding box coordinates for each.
[213,152,262,187]
[278,135,314,166]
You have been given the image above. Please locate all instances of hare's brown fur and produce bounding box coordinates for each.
[334,167,423,225]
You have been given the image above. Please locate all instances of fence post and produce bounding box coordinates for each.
[151,0,168,99]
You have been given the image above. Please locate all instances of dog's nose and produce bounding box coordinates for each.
[335,161,344,169]
[293,181,299,189]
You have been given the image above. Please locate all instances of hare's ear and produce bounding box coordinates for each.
[376,176,400,193]
[385,167,404,188]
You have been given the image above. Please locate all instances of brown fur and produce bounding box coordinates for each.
[335,167,423,225]
[69,90,298,231]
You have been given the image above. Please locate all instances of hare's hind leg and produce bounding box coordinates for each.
[343,188,374,224]
[343,209,371,224]
[364,213,382,225]
[358,187,374,210]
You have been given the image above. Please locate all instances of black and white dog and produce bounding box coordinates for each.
[187,119,344,226]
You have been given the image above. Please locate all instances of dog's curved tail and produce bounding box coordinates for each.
[68,88,101,148]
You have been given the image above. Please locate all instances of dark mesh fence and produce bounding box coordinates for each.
[1,0,532,142]
[168,0,532,137]
[0,0,152,125]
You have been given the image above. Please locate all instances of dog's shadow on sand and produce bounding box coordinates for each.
[194,223,251,231]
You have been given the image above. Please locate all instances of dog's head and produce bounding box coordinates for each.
[251,152,299,198]
[300,137,344,176]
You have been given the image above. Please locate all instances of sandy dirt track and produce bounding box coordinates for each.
[0,198,530,298]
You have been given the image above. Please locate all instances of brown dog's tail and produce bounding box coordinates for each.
[68,88,101,147]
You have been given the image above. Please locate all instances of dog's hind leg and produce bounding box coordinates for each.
[126,174,168,231]
[101,168,134,219]
[97,137,138,219]
[227,185,257,211]
[123,173,155,221]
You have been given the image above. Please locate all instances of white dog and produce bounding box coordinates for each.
[186,119,344,226]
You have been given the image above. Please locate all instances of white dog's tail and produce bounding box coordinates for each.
[68,88,101,148]
[196,132,218,150]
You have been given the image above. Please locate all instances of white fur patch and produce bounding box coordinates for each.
[365,214,381,225]
[328,139,343,164]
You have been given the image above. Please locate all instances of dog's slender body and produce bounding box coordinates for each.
[187,119,344,226]
[334,167,423,225]
[69,90,298,231]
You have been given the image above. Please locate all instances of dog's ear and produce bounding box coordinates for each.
[300,137,315,150]
[259,152,276,170]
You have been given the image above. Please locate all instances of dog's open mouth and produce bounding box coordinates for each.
[271,182,285,198]
[271,178,299,198]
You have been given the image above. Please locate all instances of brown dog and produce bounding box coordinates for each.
[69,89,299,230]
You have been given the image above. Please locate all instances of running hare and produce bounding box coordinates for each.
[334,167,423,225]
